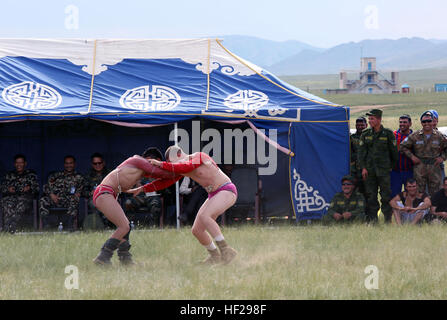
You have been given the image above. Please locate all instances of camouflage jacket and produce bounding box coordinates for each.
[43,171,86,197]
[1,169,39,198]
[399,129,447,161]
[325,191,366,222]
[350,131,362,177]
[358,125,398,176]
[83,168,110,197]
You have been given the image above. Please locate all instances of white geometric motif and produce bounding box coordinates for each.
[268,107,287,116]
[224,90,269,117]
[120,85,181,111]
[2,81,62,110]
[293,169,329,213]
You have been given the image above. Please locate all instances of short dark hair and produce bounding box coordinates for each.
[399,114,412,122]
[443,177,447,184]
[90,152,104,161]
[405,178,417,185]
[14,154,26,162]
[356,117,367,123]
[142,147,163,160]
[64,155,76,162]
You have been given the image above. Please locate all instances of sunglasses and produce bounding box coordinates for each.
[342,183,353,186]
[421,120,432,123]
[92,162,103,165]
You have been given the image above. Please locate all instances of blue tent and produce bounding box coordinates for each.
[0,39,350,221]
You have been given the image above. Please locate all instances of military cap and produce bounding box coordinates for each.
[428,109,439,119]
[420,110,434,121]
[341,175,356,184]
[366,109,382,118]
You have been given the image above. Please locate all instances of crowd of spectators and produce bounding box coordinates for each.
[325,108,447,225]
[1,108,447,231]
[0,152,178,233]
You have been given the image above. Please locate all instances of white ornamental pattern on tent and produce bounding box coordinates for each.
[292,169,329,213]
[224,90,286,117]
[2,81,62,110]
[120,85,181,111]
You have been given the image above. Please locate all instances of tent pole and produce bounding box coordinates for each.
[175,122,180,230]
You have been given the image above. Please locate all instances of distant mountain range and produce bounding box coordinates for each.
[220,35,447,75]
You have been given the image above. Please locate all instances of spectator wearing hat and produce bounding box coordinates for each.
[429,109,445,180]
[400,111,447,196]
[350,117,368,195]
[390,114,414,198]
[358,109,398,223]
[322,175,366,224]
[389,178,430,225]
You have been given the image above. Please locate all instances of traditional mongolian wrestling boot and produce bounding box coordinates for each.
[117,240,136,266]
[200,248,221,265]
[93,238,120,266]
[216,240,237,265]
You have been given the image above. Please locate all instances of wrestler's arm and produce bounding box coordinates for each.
[160,153,204,174]
[142,177,181,192]
[127,156,177,179]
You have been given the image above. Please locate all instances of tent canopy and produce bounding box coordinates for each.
[0,39,350,220]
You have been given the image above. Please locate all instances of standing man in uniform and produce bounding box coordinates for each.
[39,155,86,230]
[1,154,39,233]
[350,117,368,195]
[399,111,447,197]
[429,109,445,180]
[390,114,414,198]
[358,109,398,223]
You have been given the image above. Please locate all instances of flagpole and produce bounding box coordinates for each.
[174,122,180,229]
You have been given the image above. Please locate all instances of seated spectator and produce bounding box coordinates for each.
[323,175,366,224]
[425,177,447,223]
[83,152,111,230]
[124,177,162,227]
[1,154,39,233]
[178,176,207,225]
[390,178,431,225]
[39,155,86,230]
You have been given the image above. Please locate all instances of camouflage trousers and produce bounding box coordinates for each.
[125,195,161,216]
[364,173,392,222]
[39,195,79,217]
[413,163,442,197]
[1,195,33,232]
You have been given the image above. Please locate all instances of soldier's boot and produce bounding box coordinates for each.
[117,240,136,266]
[216,240,237,265]
[200,248,221,265]
[93,238,120,266]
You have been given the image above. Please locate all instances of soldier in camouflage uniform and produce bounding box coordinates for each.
[350,117,368,195]
[323,175,366,224]
[1,154,39,233]
[358,109,398,223]
[124,177,162,227]
[399,111,447,197]
[39,155,85,229]
[83,153,110,229]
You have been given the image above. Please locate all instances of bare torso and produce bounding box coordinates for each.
[182,153,231,193]
[101,166,144,195]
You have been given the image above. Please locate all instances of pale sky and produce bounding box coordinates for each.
[0,0,446,48]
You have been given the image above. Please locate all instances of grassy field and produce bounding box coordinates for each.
[1,224,447,300]
[280,67,447,93]
[279,67,447,130]
[325,92,447,130]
